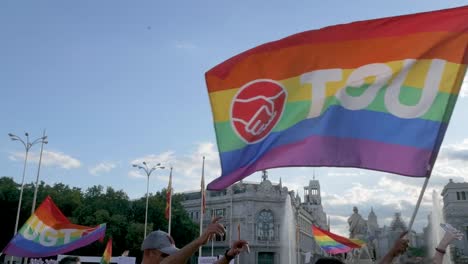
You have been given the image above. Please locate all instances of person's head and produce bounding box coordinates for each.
[59,256,80,264]
[315,257,345,264]
[141,230,179,264]
[353,206,358,213]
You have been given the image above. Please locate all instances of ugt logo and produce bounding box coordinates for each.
[231,79,287,144]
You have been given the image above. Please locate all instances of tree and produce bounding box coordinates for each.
[0,177,198,259]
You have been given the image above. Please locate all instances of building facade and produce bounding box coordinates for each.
[181,171,329,264]
[441,179,468,263]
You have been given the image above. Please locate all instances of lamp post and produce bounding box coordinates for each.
[132,161,165,239]
[8,132,48,236]
[31,130,48,214]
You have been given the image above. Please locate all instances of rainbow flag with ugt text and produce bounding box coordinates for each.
[312,225,364,254]
[205,6,468,190]
[2,196,106,257]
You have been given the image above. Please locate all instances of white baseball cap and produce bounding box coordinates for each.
[141,230,179,255]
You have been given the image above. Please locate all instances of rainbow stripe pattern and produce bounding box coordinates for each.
[312,225,364,254]
[205,6,468,190]
[2,196,106,257]
[100,239,112,264]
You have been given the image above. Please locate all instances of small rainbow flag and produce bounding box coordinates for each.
[312,225,364,254]
[205,6,468,190]
[2,196,106,257]
[100,238,112,264]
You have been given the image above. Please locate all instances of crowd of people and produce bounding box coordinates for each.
[139,217,462,264]
[59,217,462,264]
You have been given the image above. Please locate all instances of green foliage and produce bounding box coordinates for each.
[0,177,198,261]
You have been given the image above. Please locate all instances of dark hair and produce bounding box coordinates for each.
[315,257,345,264]
[59,256,80,264]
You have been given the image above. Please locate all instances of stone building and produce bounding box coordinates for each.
[181,171,329,264]
[441,179,468,263]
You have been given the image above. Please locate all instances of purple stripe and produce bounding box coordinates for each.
[3,225,106,257]
[207,136,431,190]
[326,247,352,254]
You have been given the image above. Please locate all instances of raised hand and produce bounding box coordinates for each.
[199,216,225,245]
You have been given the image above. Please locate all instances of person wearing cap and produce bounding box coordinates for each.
[141,216,248,264]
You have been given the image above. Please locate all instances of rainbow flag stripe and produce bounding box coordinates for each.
[2,196,106,257]
[205,6,468,190]
[100,239,112,264]
[312,225,364,254]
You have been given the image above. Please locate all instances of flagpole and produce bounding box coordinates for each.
[168,167,173,236]
[199,156,206,259]
[230,191,233,245]
[211,212,214,257]
[390,177,430,264]
[408,177,430,232]
[237,223,240,264]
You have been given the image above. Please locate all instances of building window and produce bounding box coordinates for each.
[456,192,467,200]
[190,212,193,219]
[257,210,274,241]
[212,208,225,217]
[258,252,274,264]
[196,211,199,219]
[215,225,227,241]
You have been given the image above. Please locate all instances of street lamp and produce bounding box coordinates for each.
[31,130,48,214]
[8,132,48,236]
[132,161,165,239]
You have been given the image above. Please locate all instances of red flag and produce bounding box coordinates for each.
[201,157,206,214]
[165,168,173,220]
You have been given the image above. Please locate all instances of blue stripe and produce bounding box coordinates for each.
[321,244,348,250]
[220,105,445,175]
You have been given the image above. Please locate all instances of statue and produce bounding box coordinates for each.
[348,206,367,239]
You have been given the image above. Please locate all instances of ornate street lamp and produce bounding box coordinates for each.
[8,132,47,236]
[132,161,165,238]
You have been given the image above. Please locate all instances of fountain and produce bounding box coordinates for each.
[281,193,298,264]
[430,190,452,264]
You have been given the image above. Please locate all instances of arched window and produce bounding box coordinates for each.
[257,210,274,241]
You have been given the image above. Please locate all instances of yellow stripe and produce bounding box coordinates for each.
[209,59,465,122]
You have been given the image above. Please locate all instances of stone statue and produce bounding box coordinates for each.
[348,206,367,239]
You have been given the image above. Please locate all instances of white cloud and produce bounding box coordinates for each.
[126,138,468,236]
[9,150,81,169]
[129,142,221,190]
[433,138,468,181]
[89,162,116,176]
[460,77,468,98]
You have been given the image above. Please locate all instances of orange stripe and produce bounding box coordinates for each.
[206,31,468,92]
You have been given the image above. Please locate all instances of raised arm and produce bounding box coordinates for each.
[379,231,409,264]
[214,240,249,264]
[433,224,463,264]
[161,217,226,264]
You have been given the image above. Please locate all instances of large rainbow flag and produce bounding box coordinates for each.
[2,196,106,257]
[205,6,468,190]
[312,225,364,254]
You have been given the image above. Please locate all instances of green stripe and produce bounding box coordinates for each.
[214,122,245,152]
[214,85,456,152]
[214,101,310,151]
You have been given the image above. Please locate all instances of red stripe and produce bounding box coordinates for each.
[206,5,468,82]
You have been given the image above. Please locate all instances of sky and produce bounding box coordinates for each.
[1,1,467,236]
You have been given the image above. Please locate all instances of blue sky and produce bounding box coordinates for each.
[1,1,467,235]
